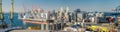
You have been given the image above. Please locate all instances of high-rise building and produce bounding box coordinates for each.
[69,12,74,22]
[77,13,85,22]
[77,13,84,21]
[74,9,81,22]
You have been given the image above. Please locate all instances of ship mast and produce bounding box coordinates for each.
[58,7,63,20]
[36,5,41,19]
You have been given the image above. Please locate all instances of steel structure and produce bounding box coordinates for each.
[9,0,14,20]
[0,0,3,20]
[113,6,120,23]
[9,0,14,27]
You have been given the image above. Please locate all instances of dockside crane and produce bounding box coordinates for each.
[36,5,41,19]
[31,5,36,19]
[64,7,69,22]
[19,4,26,19]
[0,0,7,29]
[9,0,14,27]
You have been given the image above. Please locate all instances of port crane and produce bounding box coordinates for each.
[36,5,41,19]
[112,6,120,23]
[0,0,7,29]
[31,5,36,19]
[9,0,14,27]
[64,7,69,22]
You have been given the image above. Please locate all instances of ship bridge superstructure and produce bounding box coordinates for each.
[19,8,49,21]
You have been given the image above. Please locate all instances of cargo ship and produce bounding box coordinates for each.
[18,6,70,30]
[18,8,51,30]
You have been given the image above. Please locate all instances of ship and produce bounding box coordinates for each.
[18,8,51,30]
[18,6,71,31]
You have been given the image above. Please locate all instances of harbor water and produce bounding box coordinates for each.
[3,13,23,27]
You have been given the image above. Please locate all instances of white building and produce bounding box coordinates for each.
[77,13,84,22]
[87,12,95,16]
[96,12,104,17]
[89,17,98,23]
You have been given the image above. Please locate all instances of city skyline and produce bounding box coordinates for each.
[2,0,120,13]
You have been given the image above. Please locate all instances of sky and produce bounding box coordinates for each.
[2,0,120,13]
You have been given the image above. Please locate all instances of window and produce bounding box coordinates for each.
[44,24,46,30]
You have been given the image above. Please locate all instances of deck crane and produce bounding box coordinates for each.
[36,5,41,19]
[22,4,27,13]
[18,4,26,19]
[31,5,36,19]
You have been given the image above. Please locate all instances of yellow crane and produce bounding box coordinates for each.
[9,0,14,20]
[64,7,69,21]
[31,5,36,19]
[0,0,8,28]
[36,5,41,19]
[0,0,3,20]
[9,0,14,27]
[58,7,63,20]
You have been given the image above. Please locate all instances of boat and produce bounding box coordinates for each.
[18,7,51,30]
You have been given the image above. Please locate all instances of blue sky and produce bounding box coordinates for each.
[2,0,120,13]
